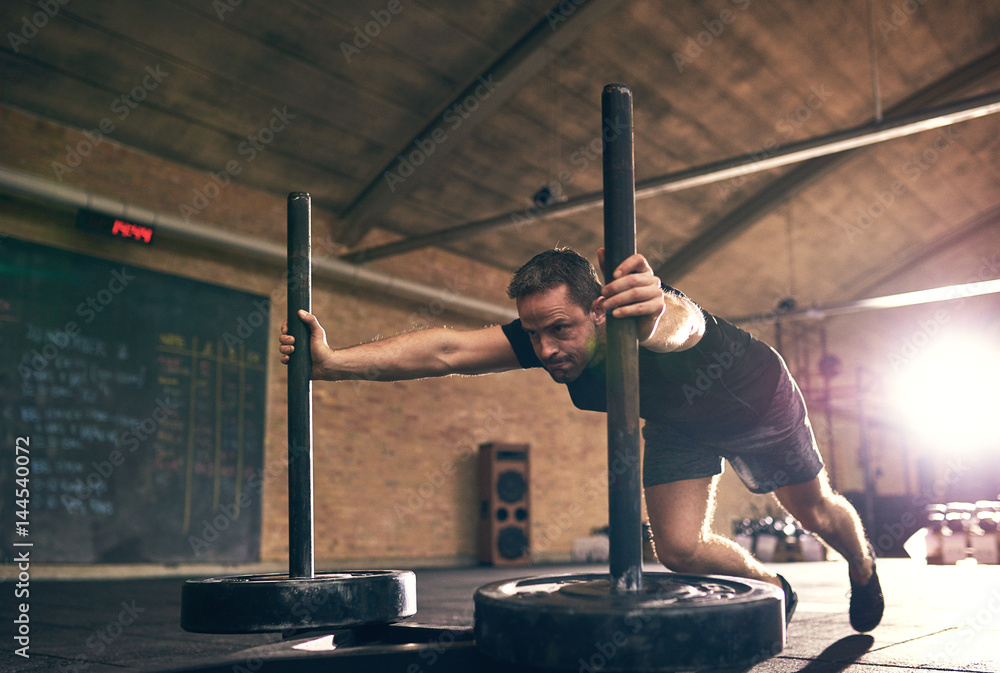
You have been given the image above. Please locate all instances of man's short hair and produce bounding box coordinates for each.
[506,248,602,311]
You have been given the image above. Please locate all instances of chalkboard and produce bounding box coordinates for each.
[0,237,267,563]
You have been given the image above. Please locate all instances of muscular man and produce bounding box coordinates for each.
[279,247,884,632]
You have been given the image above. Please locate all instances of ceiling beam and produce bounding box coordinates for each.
[342,86,1000,264]
[334,0,626,247]
[728,278,1000,326]
[845,203,1000,300]
[727,203,1000,325]
[654,47,1000,283]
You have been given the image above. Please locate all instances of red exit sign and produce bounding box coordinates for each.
[76,209,155,245]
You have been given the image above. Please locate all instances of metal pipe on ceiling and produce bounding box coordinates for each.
[0,165,518,324]
[343,88,1000,264]
[729,278,1000,326]
[335,0,628,247]
[654,47,1000,285]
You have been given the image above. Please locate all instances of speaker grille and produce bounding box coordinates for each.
[497,526,529,560]
[497,470,526,503]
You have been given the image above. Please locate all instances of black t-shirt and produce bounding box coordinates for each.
[501,292,784,440]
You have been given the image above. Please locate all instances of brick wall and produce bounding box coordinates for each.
[0,104,609,565]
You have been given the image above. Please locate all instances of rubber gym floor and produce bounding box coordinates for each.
[4,558,998,673]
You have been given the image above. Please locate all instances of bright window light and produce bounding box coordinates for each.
[891,336,1000,453]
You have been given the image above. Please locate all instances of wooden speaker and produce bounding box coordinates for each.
[477,442,530,565]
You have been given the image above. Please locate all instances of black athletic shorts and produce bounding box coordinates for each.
[641,367,824,494]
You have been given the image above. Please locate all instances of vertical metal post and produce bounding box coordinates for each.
[819,327,838,490]
[602,84,642,593]
[855,365,877,536]
[287,192,315,579]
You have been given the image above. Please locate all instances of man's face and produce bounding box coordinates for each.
[516,284,604,384]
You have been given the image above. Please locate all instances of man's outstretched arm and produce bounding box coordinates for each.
[278,309,521,381]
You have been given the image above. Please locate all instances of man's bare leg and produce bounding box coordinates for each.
[644,475,781,587]
[774,469,883,631]
[773,470,874,584]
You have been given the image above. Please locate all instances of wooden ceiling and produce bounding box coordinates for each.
[2,0,999,318]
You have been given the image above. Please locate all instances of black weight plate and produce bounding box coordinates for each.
[474,572,784,672]
[181,570,416,634]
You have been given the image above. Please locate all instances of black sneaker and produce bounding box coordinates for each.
[777,574,798,626]
[849,546,884,632]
